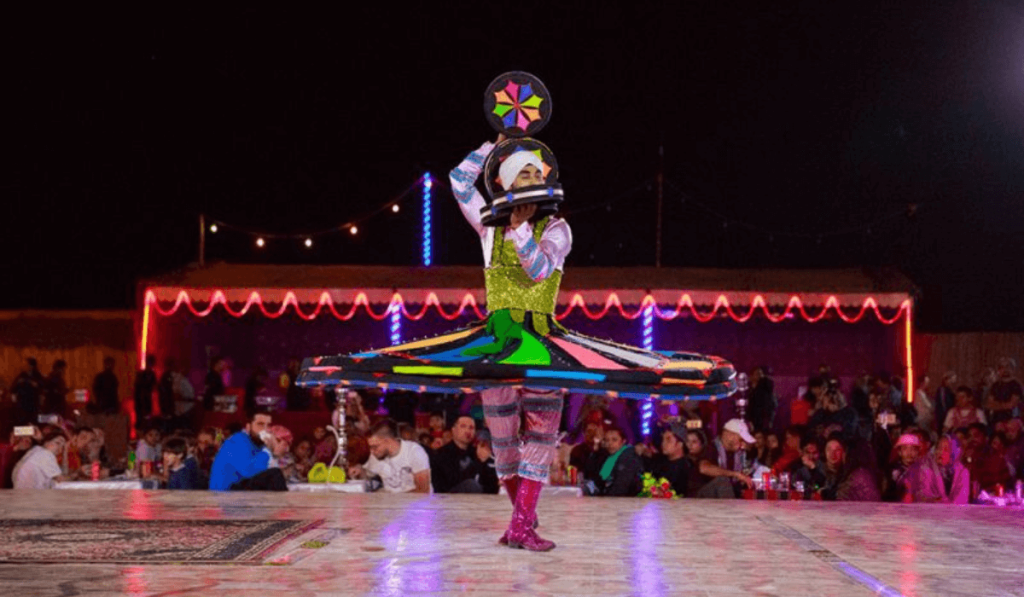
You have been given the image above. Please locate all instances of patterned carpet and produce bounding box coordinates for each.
[0,519,323,564]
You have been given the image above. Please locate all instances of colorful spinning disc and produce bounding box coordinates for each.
[483,72,552,138]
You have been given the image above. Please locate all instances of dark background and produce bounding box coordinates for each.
[3,3,1023,330]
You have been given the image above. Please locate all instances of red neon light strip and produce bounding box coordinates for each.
[140,290,914,404]
[140,302,151,369]
[144,290,910,325]
[905,302,914,403]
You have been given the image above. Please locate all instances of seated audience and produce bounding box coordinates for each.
[884,433,924,501]
[999,418,1023,479]
[13,431,72,489]
[752,431,770,467]
[3,426,40,488]
[772,425,805,474]
[291,437,315,481]
[645,422,691,497]
[903,434,969,504]
[430,416,498,493]
[808,385,857,440]
[209,410,287,491]
[586,424,641,496]
[397,422,416,442]
[162,437,202,489]
[791,437,826,492]
[962,422,1012,494]
[352,419,431,493]
[683,427,752,498]
[64,427,97,475]
[989,432,1016,479]
[136,426,162,464]
[764,432,781,468]
[825,436,881,501]
[569,420,604,473]
[194,427,218,478]
[267,425,298,480]
[943,387,986,433]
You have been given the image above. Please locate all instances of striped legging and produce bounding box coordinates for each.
[481,387,563,483]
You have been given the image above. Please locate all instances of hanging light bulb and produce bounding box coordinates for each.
[256,237,265,247]
[304,238,313,248]
[349,225,358,235]
[392,204,400,213]
[210,224,218,233]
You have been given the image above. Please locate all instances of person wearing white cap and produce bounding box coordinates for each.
[692,419,757,498]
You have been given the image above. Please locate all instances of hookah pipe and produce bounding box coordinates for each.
[325,389,348,487]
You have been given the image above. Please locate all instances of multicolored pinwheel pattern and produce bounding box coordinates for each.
[492,80,545,132]
[298,315,737,401]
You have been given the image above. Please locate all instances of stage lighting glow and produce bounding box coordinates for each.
[640,303,656,438]
[390,301,402,346]
[392,204,400,213]
[350,226,358,235]
[256,237,265,247]
[304,238,313,248]
[210,224,218,233]
[423,173,433,266]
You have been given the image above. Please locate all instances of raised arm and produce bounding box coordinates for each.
[449,141,496,237]
[507,216,572,282]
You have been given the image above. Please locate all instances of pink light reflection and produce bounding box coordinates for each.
[630,503,668,597]
[122,566,148,596]
[375,498,444,593]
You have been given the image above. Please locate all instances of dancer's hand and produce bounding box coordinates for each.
[511,203,537,228]
[496,133,506,144]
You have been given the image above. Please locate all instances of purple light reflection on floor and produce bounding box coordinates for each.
[630,503,668,597]
[376,498,443,594]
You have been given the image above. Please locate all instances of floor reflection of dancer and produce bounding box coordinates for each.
[449,134,571,551]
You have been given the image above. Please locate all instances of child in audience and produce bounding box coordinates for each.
[194,427,218,476]
[162,437,201,489]
[292,438,314,480]
[136,426,162,463]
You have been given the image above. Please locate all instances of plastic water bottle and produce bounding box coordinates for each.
[127,450,136,472]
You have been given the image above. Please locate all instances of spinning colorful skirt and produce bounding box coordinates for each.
[297,212,737,402]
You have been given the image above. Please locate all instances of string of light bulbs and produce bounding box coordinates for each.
[204,174,431,249]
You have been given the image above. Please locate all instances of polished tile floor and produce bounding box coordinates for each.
[0,490,1021,596]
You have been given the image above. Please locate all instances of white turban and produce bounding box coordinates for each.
[498,151,544,191]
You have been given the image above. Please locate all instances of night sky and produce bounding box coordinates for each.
[4,4,1024,331]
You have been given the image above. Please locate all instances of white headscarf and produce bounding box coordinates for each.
[498,151,544,191]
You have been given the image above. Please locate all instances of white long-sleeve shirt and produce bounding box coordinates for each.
[449,142,572,281]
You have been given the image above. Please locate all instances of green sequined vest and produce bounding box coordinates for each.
[484,217,563,317]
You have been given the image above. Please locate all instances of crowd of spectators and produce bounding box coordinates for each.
[3,354,1022,506]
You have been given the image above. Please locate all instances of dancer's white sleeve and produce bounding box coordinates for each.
[507,218,572,281]
[449,142,494,238]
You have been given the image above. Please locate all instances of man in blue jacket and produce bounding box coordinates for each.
[209,410,287,491]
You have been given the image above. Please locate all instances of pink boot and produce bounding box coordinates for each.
[506,478,555,551]
[497,476,520,545]
[498,476,540,545]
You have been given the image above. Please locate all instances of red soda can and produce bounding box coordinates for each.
[996,484,1004,497]
[762,472,771,490]
[91,461,100,481]
[141,461,152,478]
